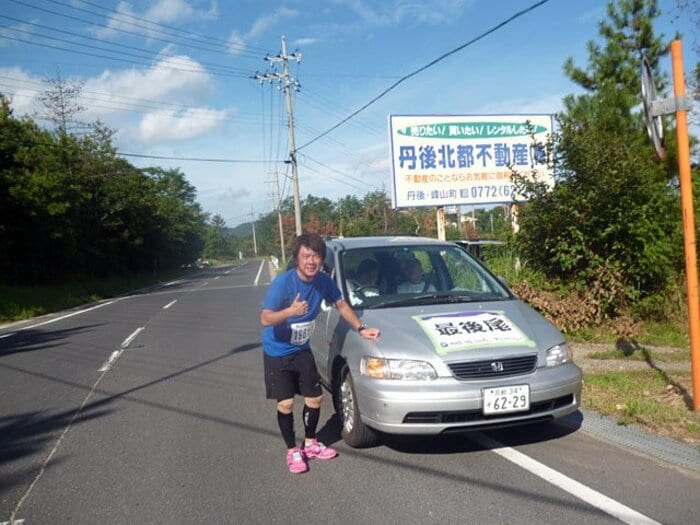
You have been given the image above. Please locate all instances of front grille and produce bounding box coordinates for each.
[402,394,574,424]
[448,354,537,379]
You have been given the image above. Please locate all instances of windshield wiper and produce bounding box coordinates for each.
[369,293,478,309]
[412,292,479,303]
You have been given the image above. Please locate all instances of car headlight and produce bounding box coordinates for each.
[361,356,437,380]
[545,343,570,367]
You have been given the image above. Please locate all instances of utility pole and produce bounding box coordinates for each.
[255,36,303,236]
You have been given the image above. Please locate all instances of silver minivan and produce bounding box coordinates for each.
[310,236,582,448]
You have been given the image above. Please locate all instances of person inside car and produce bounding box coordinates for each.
[397,258,436,294]
[347,258,380,305]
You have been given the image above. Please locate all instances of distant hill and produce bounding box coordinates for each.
[229,222,251,238]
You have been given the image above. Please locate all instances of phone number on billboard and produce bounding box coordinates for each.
[468,185,516,198]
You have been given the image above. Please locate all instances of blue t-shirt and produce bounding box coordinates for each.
[262,269,341,357]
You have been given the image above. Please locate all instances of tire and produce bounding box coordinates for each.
[337,366,380,448]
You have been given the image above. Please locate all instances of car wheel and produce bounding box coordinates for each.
[338,366,380,448]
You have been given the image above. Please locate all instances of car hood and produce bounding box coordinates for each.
[358,299,563,363]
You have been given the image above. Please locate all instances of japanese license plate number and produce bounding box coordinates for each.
[482,384,530,415]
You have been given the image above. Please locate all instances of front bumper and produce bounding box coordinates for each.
[353,363,582,434]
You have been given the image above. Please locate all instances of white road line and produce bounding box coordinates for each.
[164,279,183,286]
[97,349,123,372]
[473,433,661,525]
[163,299,177,309]
[121,327,144,349]
[214,275,221,280]
[254,260,265,286]
[0,301,116,339]
[225,270,231,275]
[0,332,17,339]
[97,327,144,372]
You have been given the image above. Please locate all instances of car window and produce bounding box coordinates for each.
[440,247,506,297]
[340,244,509,308]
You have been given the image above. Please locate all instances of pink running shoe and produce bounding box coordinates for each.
[286,448,308,474]
[303,439,338,460]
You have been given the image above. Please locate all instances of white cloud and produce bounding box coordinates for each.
[217,186,251,201]
[479,94,565,115]
[247,7,298,38]
[94,0,218,39]
[331,0,474,26]
[144,0,195,24]
[139,107,231,143]
[227,31,246,56]
[81,54,212,118]
[0,67,42,116]
[293,37,318,47]
[225,7,298,55]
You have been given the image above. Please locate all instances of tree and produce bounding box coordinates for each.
[513,0,683,318]
[36,71,87,138]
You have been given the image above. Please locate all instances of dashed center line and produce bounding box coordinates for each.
[97,327,144,372]
[163,299,177,309]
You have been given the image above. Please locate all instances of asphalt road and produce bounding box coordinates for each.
[1,262,698,525]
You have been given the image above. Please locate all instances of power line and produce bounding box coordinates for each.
[7,0,264,60]
[300,154,383,191]
[0,34,249,79]
[119,153,279,163]
[296,0,550,151]
[0,15,252,75]
[0,75,223,113]
[3,135,277,164]
[60,0,271,54]
[300,161,366,193]
[0,24,251,77]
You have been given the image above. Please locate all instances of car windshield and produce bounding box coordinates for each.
[341,244,511,309]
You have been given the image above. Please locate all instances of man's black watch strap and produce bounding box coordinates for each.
[357,324,367,333]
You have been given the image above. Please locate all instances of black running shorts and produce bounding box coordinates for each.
[263,348,322,400]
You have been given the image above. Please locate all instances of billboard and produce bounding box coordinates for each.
[389,114,554,208]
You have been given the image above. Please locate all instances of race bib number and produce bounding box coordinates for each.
[290,320,315,346]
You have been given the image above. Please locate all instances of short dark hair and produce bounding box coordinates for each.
[357,258,378,275]
[291,234,326,266]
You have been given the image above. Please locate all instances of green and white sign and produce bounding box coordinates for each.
[389,114,554,209]
[413,310,536,356]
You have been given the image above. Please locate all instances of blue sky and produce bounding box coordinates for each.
[0,0,695,227]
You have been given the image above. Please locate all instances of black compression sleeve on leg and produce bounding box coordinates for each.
[277,411,296,448]
[303,405,320,439]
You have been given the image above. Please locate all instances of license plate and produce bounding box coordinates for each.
[482,384,530,415]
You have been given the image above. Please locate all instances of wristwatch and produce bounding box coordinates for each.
[357,324,367,333]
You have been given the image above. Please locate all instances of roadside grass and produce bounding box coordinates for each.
[0,268,197,323]
[569,321,689,348]
[587,347,690,363]
[582,369,700,447]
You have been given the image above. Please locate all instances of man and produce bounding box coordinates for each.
[347,258,380,306]
[260,234,380,474]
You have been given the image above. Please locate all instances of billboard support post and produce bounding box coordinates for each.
[436,207,446,240]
